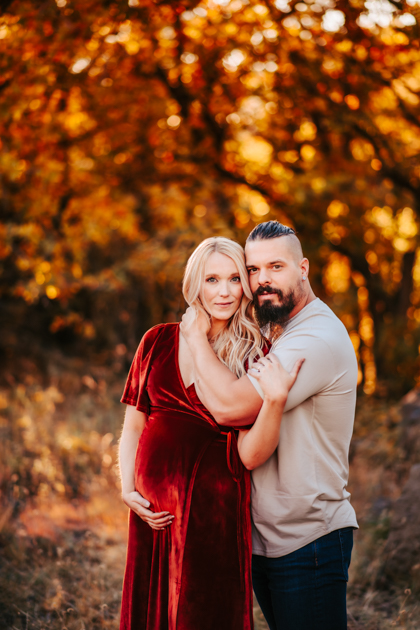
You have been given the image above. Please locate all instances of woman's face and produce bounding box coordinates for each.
[200,252,243,323]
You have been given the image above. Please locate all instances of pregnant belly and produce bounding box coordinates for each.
[134,411,217,514]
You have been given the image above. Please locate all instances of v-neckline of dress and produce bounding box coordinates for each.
[175,323,196,399]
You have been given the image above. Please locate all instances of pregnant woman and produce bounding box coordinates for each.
[118,236,302,630]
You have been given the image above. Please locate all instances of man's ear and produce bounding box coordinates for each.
[300,258,309,277]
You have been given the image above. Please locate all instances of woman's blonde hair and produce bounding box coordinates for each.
[182,236,265,378]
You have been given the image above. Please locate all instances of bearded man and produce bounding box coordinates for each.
[181,221,358,630]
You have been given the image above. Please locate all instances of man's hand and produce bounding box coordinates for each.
[122,490,174,531]
[180,305,210,342]
[249,354,305,402]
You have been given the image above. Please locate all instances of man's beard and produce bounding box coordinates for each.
[252,285,298,332]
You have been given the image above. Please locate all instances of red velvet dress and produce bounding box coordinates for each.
[119,323,254,630]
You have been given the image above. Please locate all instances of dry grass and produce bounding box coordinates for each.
[1,365,419,629]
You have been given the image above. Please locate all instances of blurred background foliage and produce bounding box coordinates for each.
[1,0,420,397]
[2,0,420,627]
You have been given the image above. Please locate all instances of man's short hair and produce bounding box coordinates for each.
[246,221,296,242]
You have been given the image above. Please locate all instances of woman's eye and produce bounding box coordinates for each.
[206,277,217,282]
[231,276,241,282]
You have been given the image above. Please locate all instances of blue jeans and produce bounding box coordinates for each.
[252,528,354,630]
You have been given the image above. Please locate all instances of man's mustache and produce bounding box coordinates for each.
[253,286,284,298]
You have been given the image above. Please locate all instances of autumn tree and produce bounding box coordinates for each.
[1,0,420,395]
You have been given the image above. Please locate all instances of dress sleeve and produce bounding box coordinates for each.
[120,325,164,413]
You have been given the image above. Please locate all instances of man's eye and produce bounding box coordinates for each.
[248,268,257,274]
[273,265,282,270]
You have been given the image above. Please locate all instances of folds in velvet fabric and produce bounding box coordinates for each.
[120,323,254,630]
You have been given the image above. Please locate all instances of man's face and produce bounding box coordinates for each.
[245,236,307,328]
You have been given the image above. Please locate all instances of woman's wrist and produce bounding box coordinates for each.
[263,392,287,407]
[122,484,136,497]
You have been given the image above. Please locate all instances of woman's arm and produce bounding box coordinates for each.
[119,405,174,530]
[180,307,263,425]
[237,355,304,470]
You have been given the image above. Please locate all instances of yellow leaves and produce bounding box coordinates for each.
[167,115,181,128]
[193,204,207,217]
[344,94,360,110]
[371,87,398,111]
[184,26,202,40]
[393,79,420,105]
[349,330,361,351]
[0,25,10,39]
[359,313,374,348]
[223,48,246,72]
[329,90,343,103]
[239,135,273,168]
[393,208,417,252]
[364,206,418,253]
[335,39,353,53]
[279,150,299,163]
[323,221,348,245]
[350,138,375,161]
[311,177,327,193]
[224,23,239,35]
[368,205,393,234]
[398,207,418,239]
[237,187,270,219]
[269,162,286,180]
[322,56,344,77]
[124,39,141,55]
[60,87,96,137]
[71,57,91,74]
[46,285,60,299]
[299,121,317,141]
[327,200,349,218]
[323,253,351,295]
[354,44,368,60]
[300,144,316,161]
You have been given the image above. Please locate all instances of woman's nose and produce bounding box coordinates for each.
[219,282,230,296]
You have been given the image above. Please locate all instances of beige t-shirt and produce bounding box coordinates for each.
[247,298,358,558]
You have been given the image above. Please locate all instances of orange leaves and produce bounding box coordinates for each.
[60,87,97,137]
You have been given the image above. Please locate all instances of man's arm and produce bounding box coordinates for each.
[248,333,336,412]
[180,311,263,426]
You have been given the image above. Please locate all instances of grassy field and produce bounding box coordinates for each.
[0,360,418,629]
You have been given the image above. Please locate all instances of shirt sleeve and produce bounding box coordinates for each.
[247,332,337,412]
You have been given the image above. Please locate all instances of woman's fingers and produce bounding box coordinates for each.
[131,505,175,529]
[289,358,305,384]
[251,355,305,393]
[124,492,175,530]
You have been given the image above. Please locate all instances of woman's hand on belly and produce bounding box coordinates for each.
[123,490,174,530]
